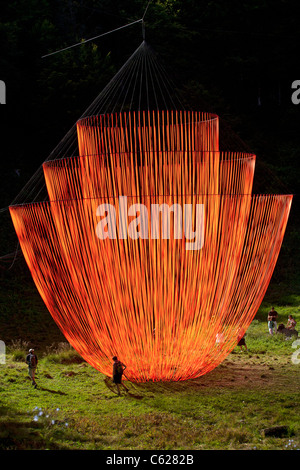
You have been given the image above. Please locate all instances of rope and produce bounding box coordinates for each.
[142,1,152,20]
[9,110,292,381]
[7,242,21,270]
[41,1,152,59]
[1,0,292,267]
[7,41,186,209]
[41,19,143,59]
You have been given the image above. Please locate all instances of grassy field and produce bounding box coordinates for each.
[0,287,299,451]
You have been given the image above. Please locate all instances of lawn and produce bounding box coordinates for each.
[0,305,299,451]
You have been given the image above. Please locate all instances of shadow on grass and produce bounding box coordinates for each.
[121,354,287,397]
[37,386,67,395]
[123,376,210,397]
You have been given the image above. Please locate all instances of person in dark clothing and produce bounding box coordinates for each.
[26,348,38,388]
[237,329,248,351]
[112,356,129,395]
[237,334,248,351]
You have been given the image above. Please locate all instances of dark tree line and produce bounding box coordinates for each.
[0,0,299,277]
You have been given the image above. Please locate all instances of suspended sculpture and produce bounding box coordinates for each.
[9,108,292,382]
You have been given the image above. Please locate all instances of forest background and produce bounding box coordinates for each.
[0,0,299,279]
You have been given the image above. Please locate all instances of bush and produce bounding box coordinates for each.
[44,343,85,364]
[8,339,29,362]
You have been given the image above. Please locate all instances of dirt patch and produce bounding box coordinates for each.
[130,356,300,395]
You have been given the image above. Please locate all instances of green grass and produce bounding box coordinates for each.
[0,317,299,451]
[1,255,300,450]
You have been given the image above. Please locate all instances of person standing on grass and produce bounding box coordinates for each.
[112,356,129,396]
[268,318,275,335]
[237,330,248,351]
[26,348,38,388]
[268,307,278,334]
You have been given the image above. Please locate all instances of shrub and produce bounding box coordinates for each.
[8,339,29,362]
[44,343,85,364]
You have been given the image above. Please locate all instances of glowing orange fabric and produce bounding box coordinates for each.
[9,110,292,381]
